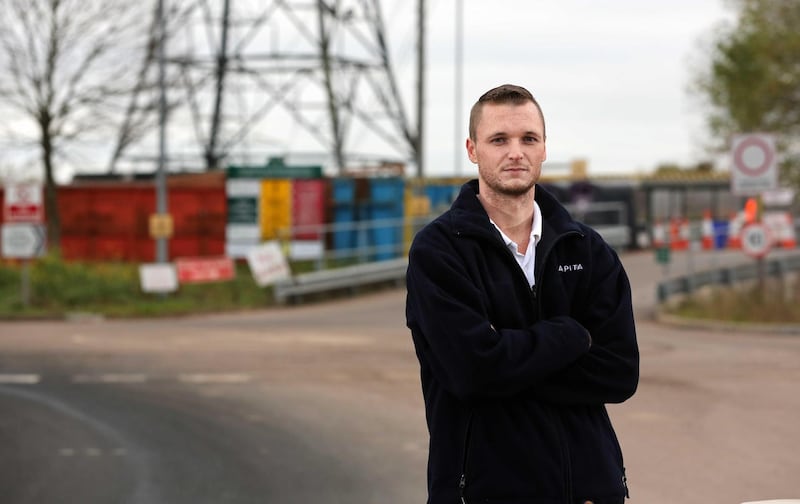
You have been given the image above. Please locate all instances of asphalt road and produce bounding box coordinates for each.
[1,249,799,504]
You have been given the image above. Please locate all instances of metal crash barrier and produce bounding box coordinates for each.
[273,257,407,305]
[656,254,800,304]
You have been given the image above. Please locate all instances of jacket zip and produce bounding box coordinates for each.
[623,467,630,499]
[534,231,581,504]
[458,411,475,503]
[457,225,585,502]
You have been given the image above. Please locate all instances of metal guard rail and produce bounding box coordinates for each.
[273,257,408,305]
[656,254,800,304]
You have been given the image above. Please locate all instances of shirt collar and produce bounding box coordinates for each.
[487,201,543,249]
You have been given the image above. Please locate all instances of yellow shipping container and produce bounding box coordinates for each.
[260,179,292,240]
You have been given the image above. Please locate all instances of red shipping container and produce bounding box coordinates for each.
[170,188,226,238]
[55,183,225,262]
[292,179,327,240]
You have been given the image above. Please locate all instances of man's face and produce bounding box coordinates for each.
[466,101,546,197]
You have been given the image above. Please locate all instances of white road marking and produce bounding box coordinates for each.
[1,372,256,385]
[58,447,129,457]
[72,373,149,384]
[178,373,252,384]
[0,374,41,384]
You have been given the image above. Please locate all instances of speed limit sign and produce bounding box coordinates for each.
[740,222,772,258]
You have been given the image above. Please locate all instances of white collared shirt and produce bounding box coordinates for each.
[489,201,542,287]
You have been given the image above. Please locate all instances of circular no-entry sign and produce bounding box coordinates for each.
[731,134,778,196]
[734,136,774,176]
[740,222,772,258]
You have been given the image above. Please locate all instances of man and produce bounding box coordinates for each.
[405,84,639,504]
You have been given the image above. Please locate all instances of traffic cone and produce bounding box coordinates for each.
[679,217,691,250]
[652,219,666,249]
[777,212,797,249]
[727,211,742,249]
[669,217,689,250]
[669,218,679,250]
[701,211,714,250]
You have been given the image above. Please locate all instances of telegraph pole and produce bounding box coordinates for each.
[454,0,463,175]
[155,0,169,263]
[416,0,426,178]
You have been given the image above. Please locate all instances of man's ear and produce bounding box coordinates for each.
[466,138,478,164]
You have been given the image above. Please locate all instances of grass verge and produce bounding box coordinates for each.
[664,275,800,324]
[0,255,272,319]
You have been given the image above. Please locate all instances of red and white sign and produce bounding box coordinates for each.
[740,222,773,259]
[731,134,778,196]
[3,184,44,223]
[246,240,291,287]
[175,256,235,283]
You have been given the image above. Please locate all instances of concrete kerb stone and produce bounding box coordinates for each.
[653,307,800,336]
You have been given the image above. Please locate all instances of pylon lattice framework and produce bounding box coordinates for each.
[123,0,418,174]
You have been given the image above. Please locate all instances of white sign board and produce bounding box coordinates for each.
[3,184,44,223]
[761,188,795,207]
[288,240,325,260]
[246,240,291,287]
[731,134,778,196]
[138,263,179,293]
[1,223,46,258]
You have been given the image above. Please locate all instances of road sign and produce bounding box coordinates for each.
[731,134,778,196]
[740,222,772,258]
[3,184,44,223]
[149,213,174,239]
[1,223,47,258]
[139,263,179,293]
[246,240,291,287]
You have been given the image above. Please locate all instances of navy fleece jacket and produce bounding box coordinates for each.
[406,180,639,504]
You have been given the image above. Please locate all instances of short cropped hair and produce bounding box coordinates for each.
[468,84,546,141]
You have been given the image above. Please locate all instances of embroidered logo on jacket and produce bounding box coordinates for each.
[558,263,584,272]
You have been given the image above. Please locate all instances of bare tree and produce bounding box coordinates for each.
[108,0,198,173]
[0,0,148,251]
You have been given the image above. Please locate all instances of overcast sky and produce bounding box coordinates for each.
[0,0,736,182]
[406,0,734,178]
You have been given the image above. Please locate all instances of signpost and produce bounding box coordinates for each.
[2,184,46,307]
[740,221,773,295]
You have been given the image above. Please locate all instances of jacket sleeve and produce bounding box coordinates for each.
[406,229,592,402]
[531,239,639,405]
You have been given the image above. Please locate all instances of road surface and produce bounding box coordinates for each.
[0,249,798,503]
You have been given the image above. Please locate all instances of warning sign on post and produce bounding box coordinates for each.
[731,134,778,196]
[3,184,44,223]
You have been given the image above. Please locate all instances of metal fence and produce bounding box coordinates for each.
[656,253,800,304]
